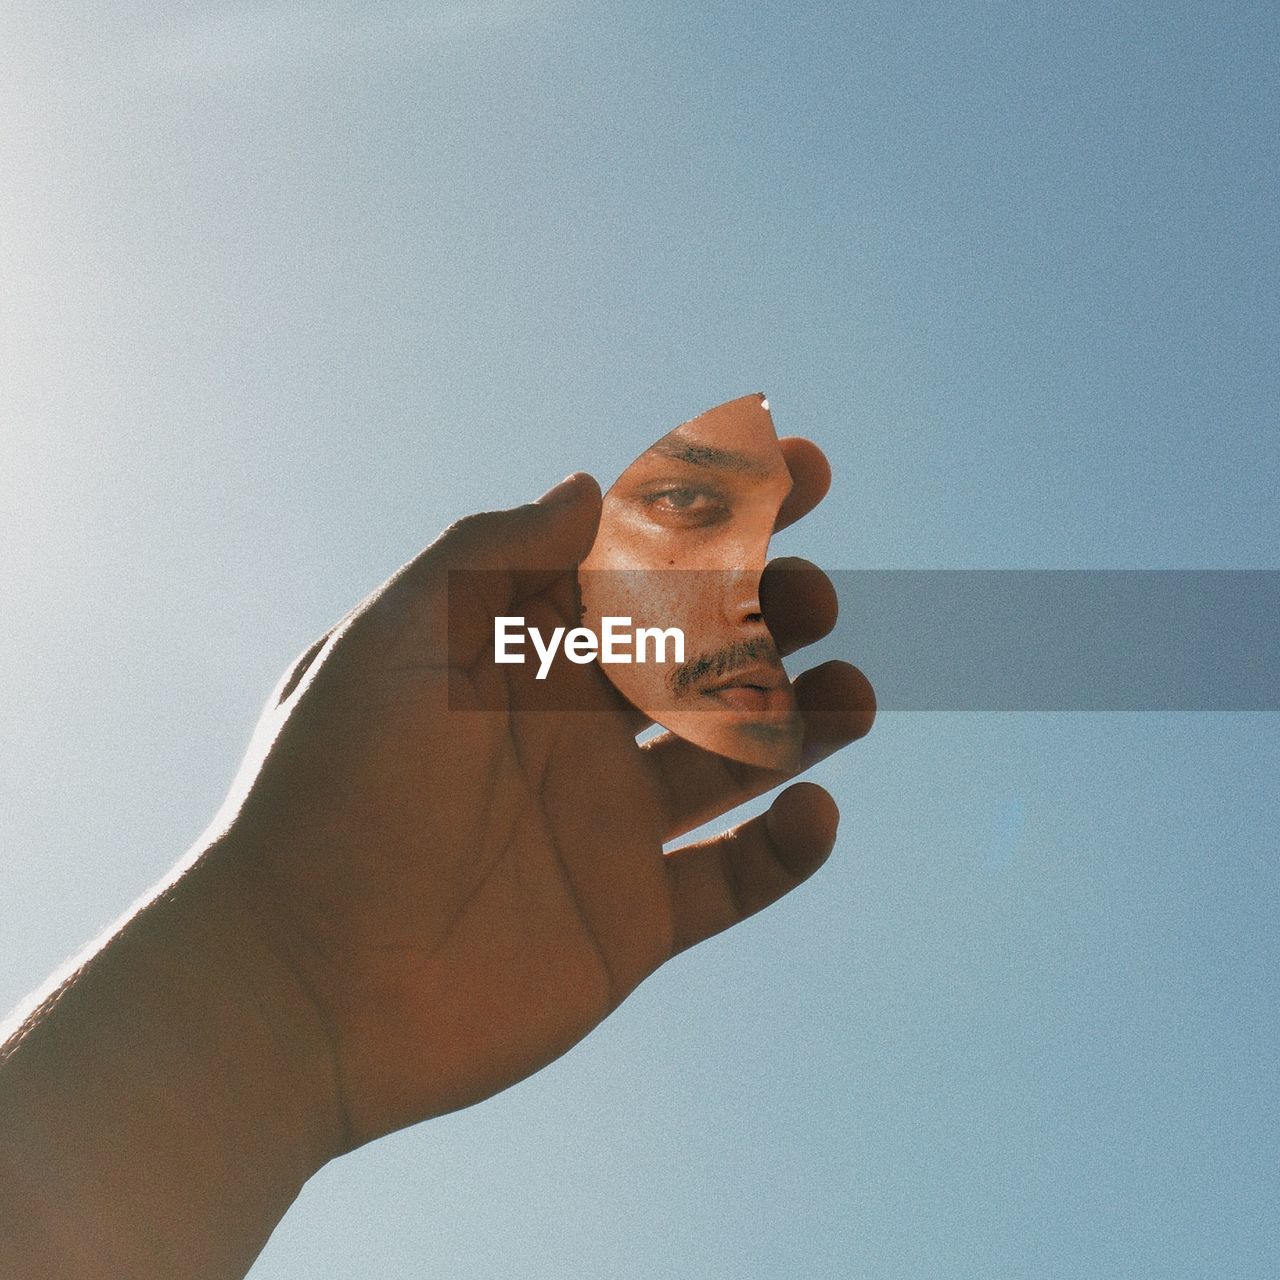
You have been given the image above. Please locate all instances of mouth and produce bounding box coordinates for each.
[696,663,796,719]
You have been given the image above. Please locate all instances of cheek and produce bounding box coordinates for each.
[592,506,719,570]
[658,507,781,573]
[579,575,718,678]
[617,575,719,638]
[659,582,718,645]
[620,538,699,571]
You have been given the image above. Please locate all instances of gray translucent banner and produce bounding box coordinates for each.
[813,571,1278,711]
[447,570,1279,711]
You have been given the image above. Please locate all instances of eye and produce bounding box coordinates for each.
[641,485,732,528]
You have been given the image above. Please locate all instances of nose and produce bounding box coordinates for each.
[722,566,767,630]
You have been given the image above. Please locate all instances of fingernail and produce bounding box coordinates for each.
[535,473,582,506]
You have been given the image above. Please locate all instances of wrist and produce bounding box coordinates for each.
[163,837,350,1171]
[0,840,345,1278]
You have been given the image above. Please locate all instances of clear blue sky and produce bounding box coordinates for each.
[3,3,1277,1276]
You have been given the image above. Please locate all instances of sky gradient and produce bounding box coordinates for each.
[3,3,1277,1276]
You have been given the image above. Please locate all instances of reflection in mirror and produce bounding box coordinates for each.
[579,393,802,771]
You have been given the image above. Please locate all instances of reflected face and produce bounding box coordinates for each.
[579,394,802,770]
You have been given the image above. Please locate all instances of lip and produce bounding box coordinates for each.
[696,662,796,720]
[698,661,786,693]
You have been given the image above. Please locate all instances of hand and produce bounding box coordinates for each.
[213,442,874,1153]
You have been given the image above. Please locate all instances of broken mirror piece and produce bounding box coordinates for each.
[579,393,802,771]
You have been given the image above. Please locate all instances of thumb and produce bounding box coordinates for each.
[349,471,604,667]
[438,471,603,577]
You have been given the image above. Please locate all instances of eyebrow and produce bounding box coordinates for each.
[644,431,775,479]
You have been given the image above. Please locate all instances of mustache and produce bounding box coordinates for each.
[669,637,781,693]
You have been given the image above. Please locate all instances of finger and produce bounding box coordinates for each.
[774,438,832,532]
[342,473,604,668]
[665,781,839,955]
[760,556,839,655]
[644,660,875,841]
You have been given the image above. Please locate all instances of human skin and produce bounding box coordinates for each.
[579,394,804,771]
[0,453,874,1279]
